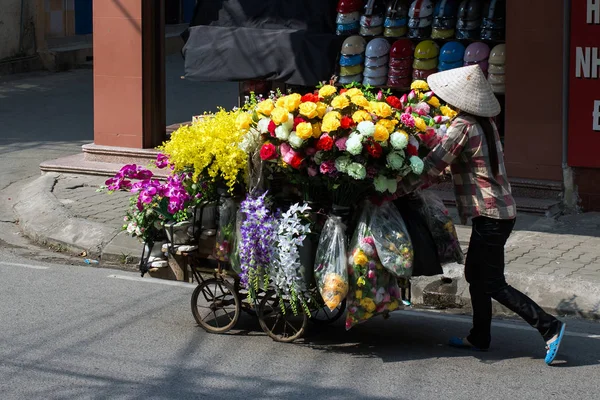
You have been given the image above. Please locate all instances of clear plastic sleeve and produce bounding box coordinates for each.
[213,195,238,262]
[370,202,414,278]
[345,203,403,330]
[314,215,348,312]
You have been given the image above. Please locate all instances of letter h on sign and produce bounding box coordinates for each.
[590,0,600,24]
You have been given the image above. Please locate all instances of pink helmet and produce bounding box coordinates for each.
[464,42,490,63]
[464,59,489,72]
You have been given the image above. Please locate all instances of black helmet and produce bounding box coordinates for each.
[457,0,483,21]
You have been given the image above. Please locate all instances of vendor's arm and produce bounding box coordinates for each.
[396,119,470,195]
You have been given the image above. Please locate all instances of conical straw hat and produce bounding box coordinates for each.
[427,65,501,117]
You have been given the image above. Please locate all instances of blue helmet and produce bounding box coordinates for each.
[434,0,459,18]
[438,59,464,71]
[439,41,466,63]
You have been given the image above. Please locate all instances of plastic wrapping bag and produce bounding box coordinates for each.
[418,191,464,265]
[229,209,244,274]
[370,202,414,278]
[314,216,348,311]
[213,195,238,262]
[345,203,403,330]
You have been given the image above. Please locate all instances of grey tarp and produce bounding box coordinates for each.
[182,0,342,86]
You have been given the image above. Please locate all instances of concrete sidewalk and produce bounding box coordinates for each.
[12,171,600,320]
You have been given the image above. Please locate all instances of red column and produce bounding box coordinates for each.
[92,0,165,149]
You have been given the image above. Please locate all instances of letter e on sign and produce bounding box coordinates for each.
[594,101,600,131]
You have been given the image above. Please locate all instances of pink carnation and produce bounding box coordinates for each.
[320,159,337,175]
[335,137,348,151]
[400,113,415,128]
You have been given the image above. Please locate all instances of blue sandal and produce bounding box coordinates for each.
[545,322,566,365]
[448,337,488,352]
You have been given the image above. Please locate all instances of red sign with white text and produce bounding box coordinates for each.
[568,0,600,167]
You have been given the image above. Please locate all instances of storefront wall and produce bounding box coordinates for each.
[503,1,564,182]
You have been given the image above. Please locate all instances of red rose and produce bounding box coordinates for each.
[340,88,348,95]
[259,143,278,161]
[386,96,402,109]
[316,134,334,151]
[407,144,418,156]
[268,120,276,136]
[366,142,383,158]
[340,116,354,130]
[301,93,319,103]
[293,117,305,130]
[289,153,303,169]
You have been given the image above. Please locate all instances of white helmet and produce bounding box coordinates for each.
[408,0,434,18]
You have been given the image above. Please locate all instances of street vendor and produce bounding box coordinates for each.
[397,65,566,365]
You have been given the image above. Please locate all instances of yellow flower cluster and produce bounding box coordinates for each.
[411,80,430,92]
[160,109,248,190]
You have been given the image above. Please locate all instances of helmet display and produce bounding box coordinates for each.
[433,17,457,29]
[489,44,506,64]
[336,22,361,35]
[431,27,455,39]
[360,14,385,27]
[340,53,365,67]
[364,65,389,78]
[488,63,505,74]
[412,68,436,80]
[363,75,388,86]
[439,41,465,63]
[456,19,481,30]
[387,75,412,87]
[365,55,390,67]
[341,36,367,55]
[390,39,414,59]
[366,38,391,58]
[407,26,432,39]
[340,64,365,76]
[480,28,505,41]
[488,73,505,85]
[384,26,408,37]
[483,0,506,21]
[386,0,410,20]
[360,25,384,35]
[434,0,459,18]
[389,57,413,69]
[438,59,464,71]
[464,59,489,75]
[338,0,364,13]
[414,39,439,59]
[464,42,490,63]
[339,73,363,84]
[456,29,480,40]
[457,0,483,20]
[413,57,438,70]
[408,0,434,18]
[490,83,505,94]
[408,15,433,28]
[337,11,361,24]
[388,66,412,77]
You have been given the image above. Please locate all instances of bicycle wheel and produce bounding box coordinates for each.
[191,278,240,333]
[258,290,308,343]
[309,299,346,325]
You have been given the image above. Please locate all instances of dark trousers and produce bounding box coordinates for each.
[464,217,560,349]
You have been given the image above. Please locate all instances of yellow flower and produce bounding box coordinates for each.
[388,300,399,311]
[276,97,286,109]
[345,88,363,98]
[296,122,313,140]
[363,312,373,320]
[322,111,341,132]
[271,107,289,125]
[351,95,370,109]
[331,95,350,110]
[316,102,328,119]
[355,290,363,300]
[357,276,366,287]
[299,102,318,119]
[373,124,390,142]
[369,101,393,118]
[235,112,252,131]
[360,297,377,313]
[440,105,457,119]
[255,99,275,117]
[318,85,337,98]
[428,96,441,108]
[414,117,427,132]
[354,250,368,266]
[352,110,372,123]
[377,119,397,134]
[312,122,322,138]
[411,80,430,91]
[283,93,302,112]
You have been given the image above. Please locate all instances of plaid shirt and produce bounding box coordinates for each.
[401,114,516,224]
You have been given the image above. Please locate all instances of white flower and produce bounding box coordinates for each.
[357,121,375,136]
[410,156,425,174]
[346,136,363,155]
[409,136,420,150]
[390,131,409,150]
[283,113,294,131]
[288,131,304,149]
[275,125,291,140]
[373,175,388,193]
[126,222,136,234]
[335,156,352,173]
[386,178,398,194]
[257,118,271,134]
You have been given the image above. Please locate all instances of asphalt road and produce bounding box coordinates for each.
[1,250,599,400]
